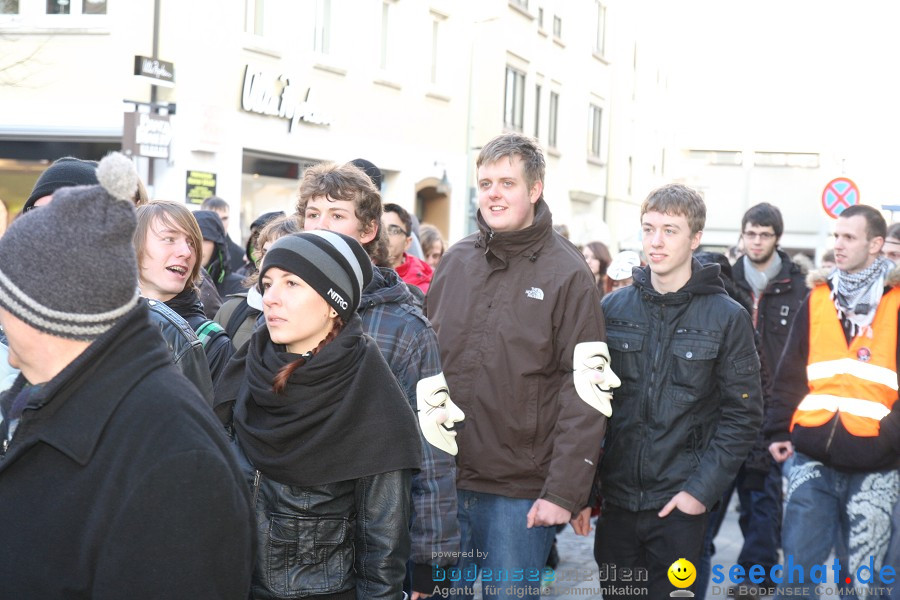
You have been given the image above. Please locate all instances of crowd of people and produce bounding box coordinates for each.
[0,132,896,600]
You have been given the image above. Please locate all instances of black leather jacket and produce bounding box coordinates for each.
[598,261,763,511]
[232,441,412,600]
[144,298,215,405]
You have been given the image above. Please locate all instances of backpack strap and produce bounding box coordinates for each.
[195,319,227,349]
[226,300,255,340]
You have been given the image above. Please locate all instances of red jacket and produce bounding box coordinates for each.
[395,253,433,294]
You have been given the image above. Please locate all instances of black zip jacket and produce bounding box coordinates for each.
[599,260,763,511]
[732,250,809,376]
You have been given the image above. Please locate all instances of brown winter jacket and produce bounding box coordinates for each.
[426,200,608,513]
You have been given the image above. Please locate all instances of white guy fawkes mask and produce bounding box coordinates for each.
[573,341,620,417]
[416,373,465,455]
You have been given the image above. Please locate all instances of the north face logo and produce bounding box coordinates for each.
[525,287,544,300]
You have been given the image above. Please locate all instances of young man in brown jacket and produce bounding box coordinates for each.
[427,133,613,600]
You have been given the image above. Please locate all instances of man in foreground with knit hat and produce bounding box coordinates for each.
[17,152,215,404]
[0,153,253,597]
[766,204,900,599]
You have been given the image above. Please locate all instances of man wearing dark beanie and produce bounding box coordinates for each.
[23,156,99,212]
[0,153,253,598]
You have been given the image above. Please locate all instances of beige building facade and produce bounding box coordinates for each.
[1,0,631,249]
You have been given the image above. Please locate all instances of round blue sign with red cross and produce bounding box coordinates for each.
[822,177,860,219]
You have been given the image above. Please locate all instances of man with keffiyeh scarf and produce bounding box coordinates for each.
[765,204,900,600]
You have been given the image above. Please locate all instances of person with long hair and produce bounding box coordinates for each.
[215,230,422,600]
[582,240,612,296]
[418,222,446,270]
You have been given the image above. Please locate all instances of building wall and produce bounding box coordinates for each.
[1,0,618,248]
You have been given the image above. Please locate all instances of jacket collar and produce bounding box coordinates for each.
[633,258,727,305]
[475,199,554,261]
[361,266,416,308]
[2,305,169,467]
[733,249,801,290]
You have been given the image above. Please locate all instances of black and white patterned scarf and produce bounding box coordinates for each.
[830,256,894,338]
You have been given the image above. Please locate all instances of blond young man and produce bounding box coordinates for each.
[595,183,762,599]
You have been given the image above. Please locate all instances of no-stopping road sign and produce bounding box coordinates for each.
[822,177,860,219]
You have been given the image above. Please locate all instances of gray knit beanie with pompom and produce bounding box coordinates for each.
[0,152,140,340]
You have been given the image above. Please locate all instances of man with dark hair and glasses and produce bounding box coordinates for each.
[383,203,434,294]
[698,202,809,598]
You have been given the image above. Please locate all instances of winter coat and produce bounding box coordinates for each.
[0,304,253,598]
[599,260,763,511]
[426,200,608,513]
[144,297,215,404]
[233,442,411,600]
[732,250,809,377]
[166,289,235,385]
[395,252,433,294]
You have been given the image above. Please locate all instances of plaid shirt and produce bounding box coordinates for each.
[359,267,460,568]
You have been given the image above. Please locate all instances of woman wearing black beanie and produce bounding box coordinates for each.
[215,230,421,600]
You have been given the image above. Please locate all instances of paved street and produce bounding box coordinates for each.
[470,494,845,599]
[542,496,842,600]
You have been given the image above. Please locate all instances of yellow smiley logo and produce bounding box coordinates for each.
[668,558,696,589]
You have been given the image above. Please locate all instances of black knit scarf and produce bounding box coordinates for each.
[165,287,206,321]
[231,315,421,487]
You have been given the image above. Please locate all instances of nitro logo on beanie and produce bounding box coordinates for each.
[327,288,349,310]
[259,231,373,322]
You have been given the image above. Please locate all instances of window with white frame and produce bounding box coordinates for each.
[537,7,543,28]
[244,0,264,36]
[1,0,19,14]
[379,1,392,69]
[45,0,106,14]
[589,104,602,158]
[552,14,561,39]
[534,83,541,138]
[313,0,331,54]
[593,1,606,56]
[429,12,446,85]
[504,66,525,132]
[548,91,559,147]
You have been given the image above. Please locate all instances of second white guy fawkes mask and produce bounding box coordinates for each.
[416,372,465,455]
[573,341,620,417]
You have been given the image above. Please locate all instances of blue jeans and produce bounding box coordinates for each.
[442,490,557,600]
[776,452,899,600]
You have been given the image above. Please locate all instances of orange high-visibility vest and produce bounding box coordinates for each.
[791,284,900,437]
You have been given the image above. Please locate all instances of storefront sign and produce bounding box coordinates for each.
[240,65,333,131]
[134,55,175,88]
[122,112,173,159]
[185,171,217,205]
